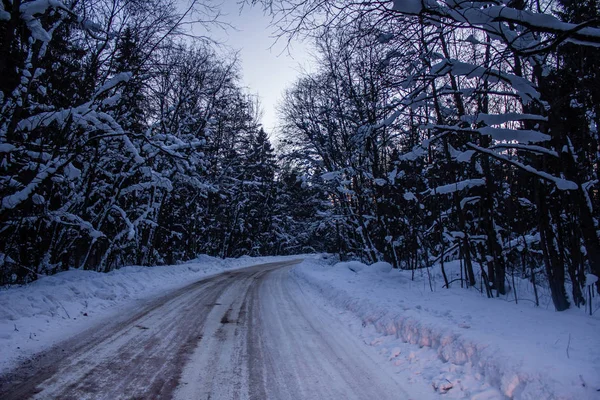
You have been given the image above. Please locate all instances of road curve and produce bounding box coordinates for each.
[0,260,412,400]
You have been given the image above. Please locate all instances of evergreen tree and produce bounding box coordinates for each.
[240,128,278,255]
[113,26,147,134]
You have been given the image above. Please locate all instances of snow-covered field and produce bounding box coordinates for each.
[0,255,295,374]
[292,256,600,399]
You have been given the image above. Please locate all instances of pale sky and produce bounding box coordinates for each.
[210,2,314,134]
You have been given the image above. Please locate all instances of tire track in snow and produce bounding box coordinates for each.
[0,264,286,400]
[1,259,420,400]
[175,262,418,400]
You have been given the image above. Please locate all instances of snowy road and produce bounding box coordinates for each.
[0,260,413,400]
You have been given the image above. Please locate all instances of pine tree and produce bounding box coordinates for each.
[113,27,147,134]
[224,128,279,256]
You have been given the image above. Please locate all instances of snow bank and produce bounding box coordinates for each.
[292,258,600,399]
[0,255,295,374]
[335,260,393,275]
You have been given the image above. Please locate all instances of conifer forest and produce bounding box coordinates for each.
[1,0,599,313]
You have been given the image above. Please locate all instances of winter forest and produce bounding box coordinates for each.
[1,0,599,313]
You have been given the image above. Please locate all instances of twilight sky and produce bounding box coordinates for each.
[210,2,314,134]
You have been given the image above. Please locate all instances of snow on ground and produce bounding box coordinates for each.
[2,253,598,399]
[0,255,295,374]
[292,256,600,400]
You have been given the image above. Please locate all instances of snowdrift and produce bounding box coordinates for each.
[293,257,600,399]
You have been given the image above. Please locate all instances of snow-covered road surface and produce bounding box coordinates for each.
[0,260,416,400]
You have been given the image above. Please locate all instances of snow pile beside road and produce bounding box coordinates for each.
[292,257,600,399]
[0,255,295,374]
